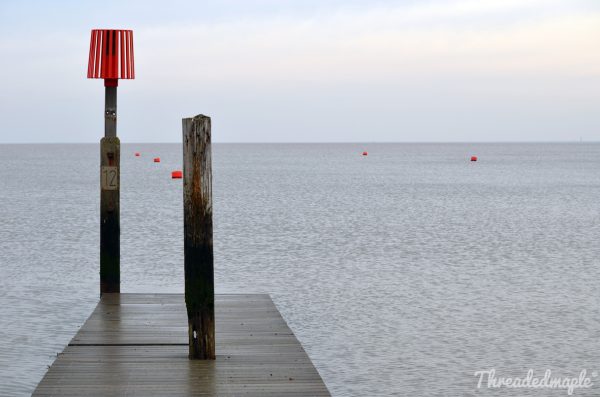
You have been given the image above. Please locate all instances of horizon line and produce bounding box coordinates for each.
[0,140,598,145]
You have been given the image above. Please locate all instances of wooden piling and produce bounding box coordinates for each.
[100,137,120,294]
[182,114,215,359]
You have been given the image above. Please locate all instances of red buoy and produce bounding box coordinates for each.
[362,151,368,156]
[171,170,183,179]
[154,157,161,163]
[134,152,140,157]
[470,156,478,162]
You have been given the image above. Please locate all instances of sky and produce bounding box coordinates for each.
[0,0,598,143]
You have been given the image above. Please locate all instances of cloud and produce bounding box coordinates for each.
[133,0,600,88]
[0,0,598,142]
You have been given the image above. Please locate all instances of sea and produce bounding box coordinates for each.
[1,143,599,396]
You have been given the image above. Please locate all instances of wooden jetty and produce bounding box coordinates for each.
[39,67,326,396]
[33,293,330,396]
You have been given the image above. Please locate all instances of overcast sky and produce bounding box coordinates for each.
[0,0,598,143]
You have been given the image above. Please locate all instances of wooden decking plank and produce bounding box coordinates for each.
[33,293,330,396]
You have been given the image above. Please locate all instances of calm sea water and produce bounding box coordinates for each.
[1,143,599,396]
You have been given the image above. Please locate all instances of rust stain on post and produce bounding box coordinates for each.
[182,114,215,359]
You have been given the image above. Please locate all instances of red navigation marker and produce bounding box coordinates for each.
[87,29,135,87]
[88,29,134,295]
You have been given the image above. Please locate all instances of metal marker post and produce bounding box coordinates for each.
[100,80,120,293]
[105,85,117,138]
[87,29,135,295]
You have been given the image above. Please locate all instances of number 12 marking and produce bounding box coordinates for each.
[101,166,119,190]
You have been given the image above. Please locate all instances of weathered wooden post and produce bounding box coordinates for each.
[182,115,215,359]
[87,29,135,295]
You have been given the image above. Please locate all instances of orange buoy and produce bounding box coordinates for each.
[171,170,183,179]
[362,151,368,156]
[470,156,478,162]
[153,157,161,163]
[134,152,140,157]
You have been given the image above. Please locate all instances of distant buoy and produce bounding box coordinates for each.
[470,156,478,162]
[153,157,161,163]
[362,151,368,156]
[134,152,140,157]
[171,170,182,179]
